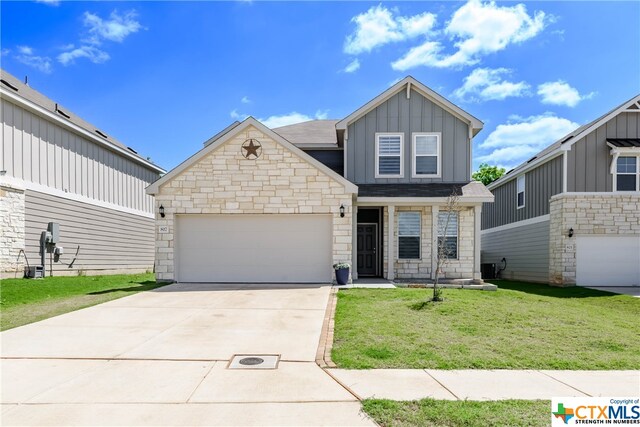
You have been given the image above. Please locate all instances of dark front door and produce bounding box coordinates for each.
[357,224,378,276]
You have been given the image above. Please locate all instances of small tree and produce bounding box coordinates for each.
[472,163,505,186]
[432,193,461,302]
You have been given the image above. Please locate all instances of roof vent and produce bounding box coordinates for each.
[127,146,138,154]
[55,103,70,119]
[505,169,514,175]
[526,156,537,163]
[1,79,19,91]
[95,129,108,139]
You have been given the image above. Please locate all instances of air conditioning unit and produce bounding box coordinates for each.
[24,266,44,279]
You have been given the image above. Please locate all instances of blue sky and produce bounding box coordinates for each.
[2,1,639,172]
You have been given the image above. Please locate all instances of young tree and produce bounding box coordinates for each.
[432,193,461,302]
[472,163,505,186]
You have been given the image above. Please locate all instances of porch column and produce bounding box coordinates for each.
[431,205,439,280]
[387,205,395,281]
[351,205,358,281]
[473,205,482,281]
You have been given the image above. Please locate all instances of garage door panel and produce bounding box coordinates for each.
[176,215,333,283]
[576,236,640,287]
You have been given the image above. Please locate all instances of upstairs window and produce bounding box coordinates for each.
[437,212,458,259]
[517,175,525,208]
[376,133,403,177]
[616,156,638,191]
[398,211,420,259]
[412,133,440,177]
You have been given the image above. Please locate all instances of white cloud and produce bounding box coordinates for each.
[230,109,248,121]
[1,48,10,56]
[343,58,360,73]
[537,80,594,107]
[241,96,251,104]
[389,0,549,71]
[83,10,142,43]
[57,45,110,65]
[260,110,329,128]
[344,5,436,55]
[15,46,53,73]
[453,68,530,102]
[35,0,60,5]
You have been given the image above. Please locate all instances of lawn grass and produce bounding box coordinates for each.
[0,273,164,330]
[362,399,550,427]
[332,280,640,369]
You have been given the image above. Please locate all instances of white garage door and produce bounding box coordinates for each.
[175,214,333,283]
[576,236,640,286]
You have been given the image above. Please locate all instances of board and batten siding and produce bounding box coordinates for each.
[346,89,471,184]
[1,98,158,213]
[482,155,563,230]
[481,218,550,283]
[24,190,155,274]
[568,112,640,192]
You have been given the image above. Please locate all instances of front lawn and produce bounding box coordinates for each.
[362,399,549,427]
[332,280,640,369]
[0,273,164,331]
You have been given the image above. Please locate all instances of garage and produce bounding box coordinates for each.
[175,214,333,283]
[576,236,640,286]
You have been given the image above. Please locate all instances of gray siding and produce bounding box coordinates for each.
[481,219,550,283]
[346,89,471,184]
[568,112,640,192]
[1,98,159,213]
[24,190,155,274]
[482,155,563,229]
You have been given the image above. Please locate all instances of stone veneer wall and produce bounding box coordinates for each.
[549,193,640,286]
[0,184,26,277]
[153,125,353,282]
[382,206,475,279]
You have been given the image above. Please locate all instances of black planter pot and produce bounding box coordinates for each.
[335,268,349,285]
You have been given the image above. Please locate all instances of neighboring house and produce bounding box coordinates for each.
[0,69,165,278]
[481,94,640,287]
[146,77,494,283]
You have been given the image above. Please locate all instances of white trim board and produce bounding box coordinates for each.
[0,175,154,219]
[481,214,550,235]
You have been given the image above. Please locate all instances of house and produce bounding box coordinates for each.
[146,76,494,284]
[0,69,165,278]
[481,94,640,287]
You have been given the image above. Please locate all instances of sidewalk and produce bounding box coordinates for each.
[328,369,640,401]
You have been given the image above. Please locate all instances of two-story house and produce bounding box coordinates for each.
[482,94,640,287]
[146,77,494,283]
[0,69,165,278]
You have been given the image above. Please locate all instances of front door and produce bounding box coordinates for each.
[357,224,378,276]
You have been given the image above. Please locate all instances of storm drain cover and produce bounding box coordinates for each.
[228,354,279,369]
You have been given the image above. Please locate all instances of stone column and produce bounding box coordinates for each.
[387,205,395,281]
[431,205,439,280]
[473,205,482,282]
[351,205,358,281]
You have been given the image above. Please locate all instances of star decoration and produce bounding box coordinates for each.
[242,139,262,159]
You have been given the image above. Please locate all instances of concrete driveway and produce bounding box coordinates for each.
[1,283,374,426]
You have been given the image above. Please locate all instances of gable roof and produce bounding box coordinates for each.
[272,120,339,148]
[146,117,358,194]
[488,93,640,190]
[0,69,165,174]
[336,76,483,136]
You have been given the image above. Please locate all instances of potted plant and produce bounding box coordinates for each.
[333,262,350,285]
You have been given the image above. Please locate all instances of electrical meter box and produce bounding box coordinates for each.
[47,222,60,244]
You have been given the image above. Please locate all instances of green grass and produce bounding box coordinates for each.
[332,280,640,369]
[362,399,550,427]
[0,273,165,331]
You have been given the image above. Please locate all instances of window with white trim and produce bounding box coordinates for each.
[412,133,440,177]
[616,156,638,191]
[398,211,420,259]
[516,175,525,208]
[376,133,403,177]
[437,212,458,260]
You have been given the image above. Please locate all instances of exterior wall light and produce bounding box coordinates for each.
[568,227,574,238]
[159,205,165,218]
[339,204,345,218]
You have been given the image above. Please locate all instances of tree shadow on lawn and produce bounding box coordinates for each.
[493,280,622,299]
[87,281,163,295]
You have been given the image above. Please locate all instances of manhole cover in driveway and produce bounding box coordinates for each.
[228,354,279,369]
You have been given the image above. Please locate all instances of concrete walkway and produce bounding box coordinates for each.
[330,369,640,401]
[1,283,374,426]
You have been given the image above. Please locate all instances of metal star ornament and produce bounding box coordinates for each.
[241,139,262,159]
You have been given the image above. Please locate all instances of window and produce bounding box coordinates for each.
[516,175,525,208]
[398,212,420,259]
[616,156,638,191]
[412,133,440,177]
[437,212,458,259]
[376,133,403,177]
